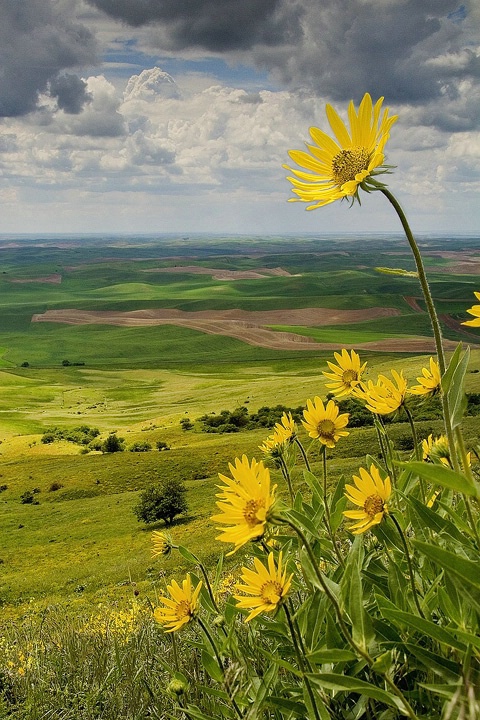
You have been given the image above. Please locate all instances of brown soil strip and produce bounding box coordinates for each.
[142,266,293,281]
[403,296,423,312]
[10,274,62,284]
[31,306,461,352]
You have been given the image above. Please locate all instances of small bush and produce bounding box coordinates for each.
[180,418,194,431]
[48,482,64,492]
[102,434,125,453]
[156,440,170,451]
[20,490,39,505]
[133,478,188,526]
[129,441,152,452]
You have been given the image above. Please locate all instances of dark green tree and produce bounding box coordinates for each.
[133,478,188,526]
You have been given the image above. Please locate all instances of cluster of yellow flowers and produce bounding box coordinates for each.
[0,636,34,678]
[152,344,463,633]
[85,602,143,640]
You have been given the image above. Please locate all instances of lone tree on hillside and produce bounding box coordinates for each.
[133,478,188,526]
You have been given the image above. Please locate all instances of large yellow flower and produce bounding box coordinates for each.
[344,464,391,534]
[302,396,349,447]
[409,357,441,397]
[154,575,202,632]
[211,455,276,554]
[234,551,293,622]
[284,93,398,209]
[323,349,367,397]
[462,291,480,327]
[353,369,407,415]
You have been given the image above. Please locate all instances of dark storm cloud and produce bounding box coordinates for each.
[258,0,479,105]
[87,0,300,51]
[49,74,93,114]
[0,0,97,117]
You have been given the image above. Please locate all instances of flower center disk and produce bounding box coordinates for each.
[342,369,358,385]
[175,600,192,620]
[243,499,265,527]
[260,580,283,605]
[331,147,370,186]
[363,494,384,517]
[317,419,336,440]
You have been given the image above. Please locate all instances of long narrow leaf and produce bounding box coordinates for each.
[399,461,478,497]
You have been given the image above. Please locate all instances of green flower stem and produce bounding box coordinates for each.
[196,616,244,719]
[278,454,295,504]
[403,404,426,502]
[380,187,460,470]
[388,514,425,619]
[320,447,345,568]
[283,603,324,720]
[379,188,445,374]
[282,516,419,720]
[374,417,393,479]
[190,555,222,616]
[295,436,311,472]
[171,630,180,672]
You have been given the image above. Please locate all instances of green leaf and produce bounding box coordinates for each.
[303,470,324,506]
[245,664,277,720]
[418,683,459,701]
[405,494,470,544]
[404,643,460,680]
[441,342,463,394]
[307,673,402,709]
[183,704,222,720]
[303,682,331,720]
[307,648,357,664]
[413,541,480,591]
[201,649,224,683]
[444,345,470,429]
[398,461,479,497]
[285,508,321,538]
[377,601,465,651]
[340,536,374,651]
[178,545,200,564]
[267,696,307,717]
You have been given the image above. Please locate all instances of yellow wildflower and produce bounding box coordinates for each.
[234,551,293,621]
[353,369,407,415]
[409,357,441,397]
[344,464,391,534]
[323,349,367,397]
[154,575,202,632]
[462,291,480,327]
[211,455,276,554]
[284,93,397,209]
[302,396,349,447]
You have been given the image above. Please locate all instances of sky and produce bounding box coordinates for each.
[0,0,479,235]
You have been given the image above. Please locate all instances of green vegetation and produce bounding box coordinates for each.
[133,478,188,526]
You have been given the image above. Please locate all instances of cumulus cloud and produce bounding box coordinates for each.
[0,0,97,117]
[124,68,182,101]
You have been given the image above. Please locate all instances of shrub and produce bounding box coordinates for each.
[48,482,64,492]
[156,440,170,451]
[133,478,188,526]
[20,490,39,505]
[129,441,152,452]
[180,418,194,431]
[102,434,124,453]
